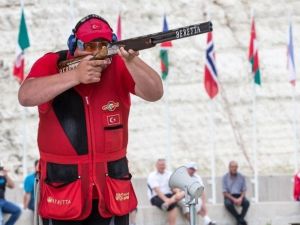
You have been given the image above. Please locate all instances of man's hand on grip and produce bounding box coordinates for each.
[74,55,111,84]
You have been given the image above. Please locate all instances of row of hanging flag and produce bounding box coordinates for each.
[159,14,297,99]
[12,6,297,99]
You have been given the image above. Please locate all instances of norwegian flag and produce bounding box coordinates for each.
[204,32,218,99]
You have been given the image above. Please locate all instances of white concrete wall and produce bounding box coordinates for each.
[3,202,300,225]
[1,0,300,178]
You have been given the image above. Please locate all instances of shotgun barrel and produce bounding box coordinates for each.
[58,21,213,73]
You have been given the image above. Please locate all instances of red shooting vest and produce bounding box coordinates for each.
[28,52,137,220]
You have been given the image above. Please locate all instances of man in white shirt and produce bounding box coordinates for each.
[147,159,184,225]
[178,162,216,225]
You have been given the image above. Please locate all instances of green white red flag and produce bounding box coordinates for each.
[13,7,30,83]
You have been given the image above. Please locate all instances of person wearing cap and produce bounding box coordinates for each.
[147,159,185,225]
[18,14,163,225]
[222,161,250,225]
[178,162,216,225]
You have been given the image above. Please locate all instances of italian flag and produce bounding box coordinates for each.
[13,8,30,83]
[248,16,261,85]
[160,14,172,81]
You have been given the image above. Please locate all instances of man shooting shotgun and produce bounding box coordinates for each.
[18,14,212,225]
[59,21,213,72]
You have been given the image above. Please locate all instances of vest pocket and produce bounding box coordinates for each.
[39,162,83,220]
[104,175,137,216]
[103,157,138,216]
[104,125,124,153]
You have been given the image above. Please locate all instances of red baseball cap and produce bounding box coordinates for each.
[75,18,112,43]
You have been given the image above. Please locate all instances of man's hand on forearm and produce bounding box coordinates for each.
[153,187,169,203]
[224,192,237,203]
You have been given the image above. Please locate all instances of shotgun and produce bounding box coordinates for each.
[58,21,213,73]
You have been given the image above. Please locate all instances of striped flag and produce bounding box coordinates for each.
[248,16,261,85]
[116,13,122,40]
[13,7,30,83]
[204,32,218,99]
[160,14,172,80]
[288,21,296,85]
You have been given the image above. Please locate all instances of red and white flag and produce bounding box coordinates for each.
[116,14,122,40]
[107,114,121,126]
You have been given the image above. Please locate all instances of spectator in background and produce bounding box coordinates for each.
[147,159,184,225]
[293,169,300,201]
[222,161,250,225]
[23,160,39,211]
[0,165,21,225]
[178,162,216,225]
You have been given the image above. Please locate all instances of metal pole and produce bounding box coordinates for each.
[19,0,27,179]
[209,99,216,204]
[252,82,258,203]
[189,202,197,225]
[292,86,299,172]
[21,107,28,179]
[68,0,76,24]
[164,77,172,169]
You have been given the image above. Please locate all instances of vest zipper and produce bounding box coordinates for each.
[85,96,89,105]
[84,96,95,192]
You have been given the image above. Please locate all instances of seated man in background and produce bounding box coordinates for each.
[147,159,184,225]
[222,161,250,225]
[178,162,216,225]
[0,165,21,225]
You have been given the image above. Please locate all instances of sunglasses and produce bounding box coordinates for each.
[77,40,109,52]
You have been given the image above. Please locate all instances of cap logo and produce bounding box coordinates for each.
[92,24,101,30]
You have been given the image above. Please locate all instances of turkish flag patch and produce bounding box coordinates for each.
[107,114,121,126]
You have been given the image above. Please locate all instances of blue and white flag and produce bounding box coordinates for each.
[288,21,296,86]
